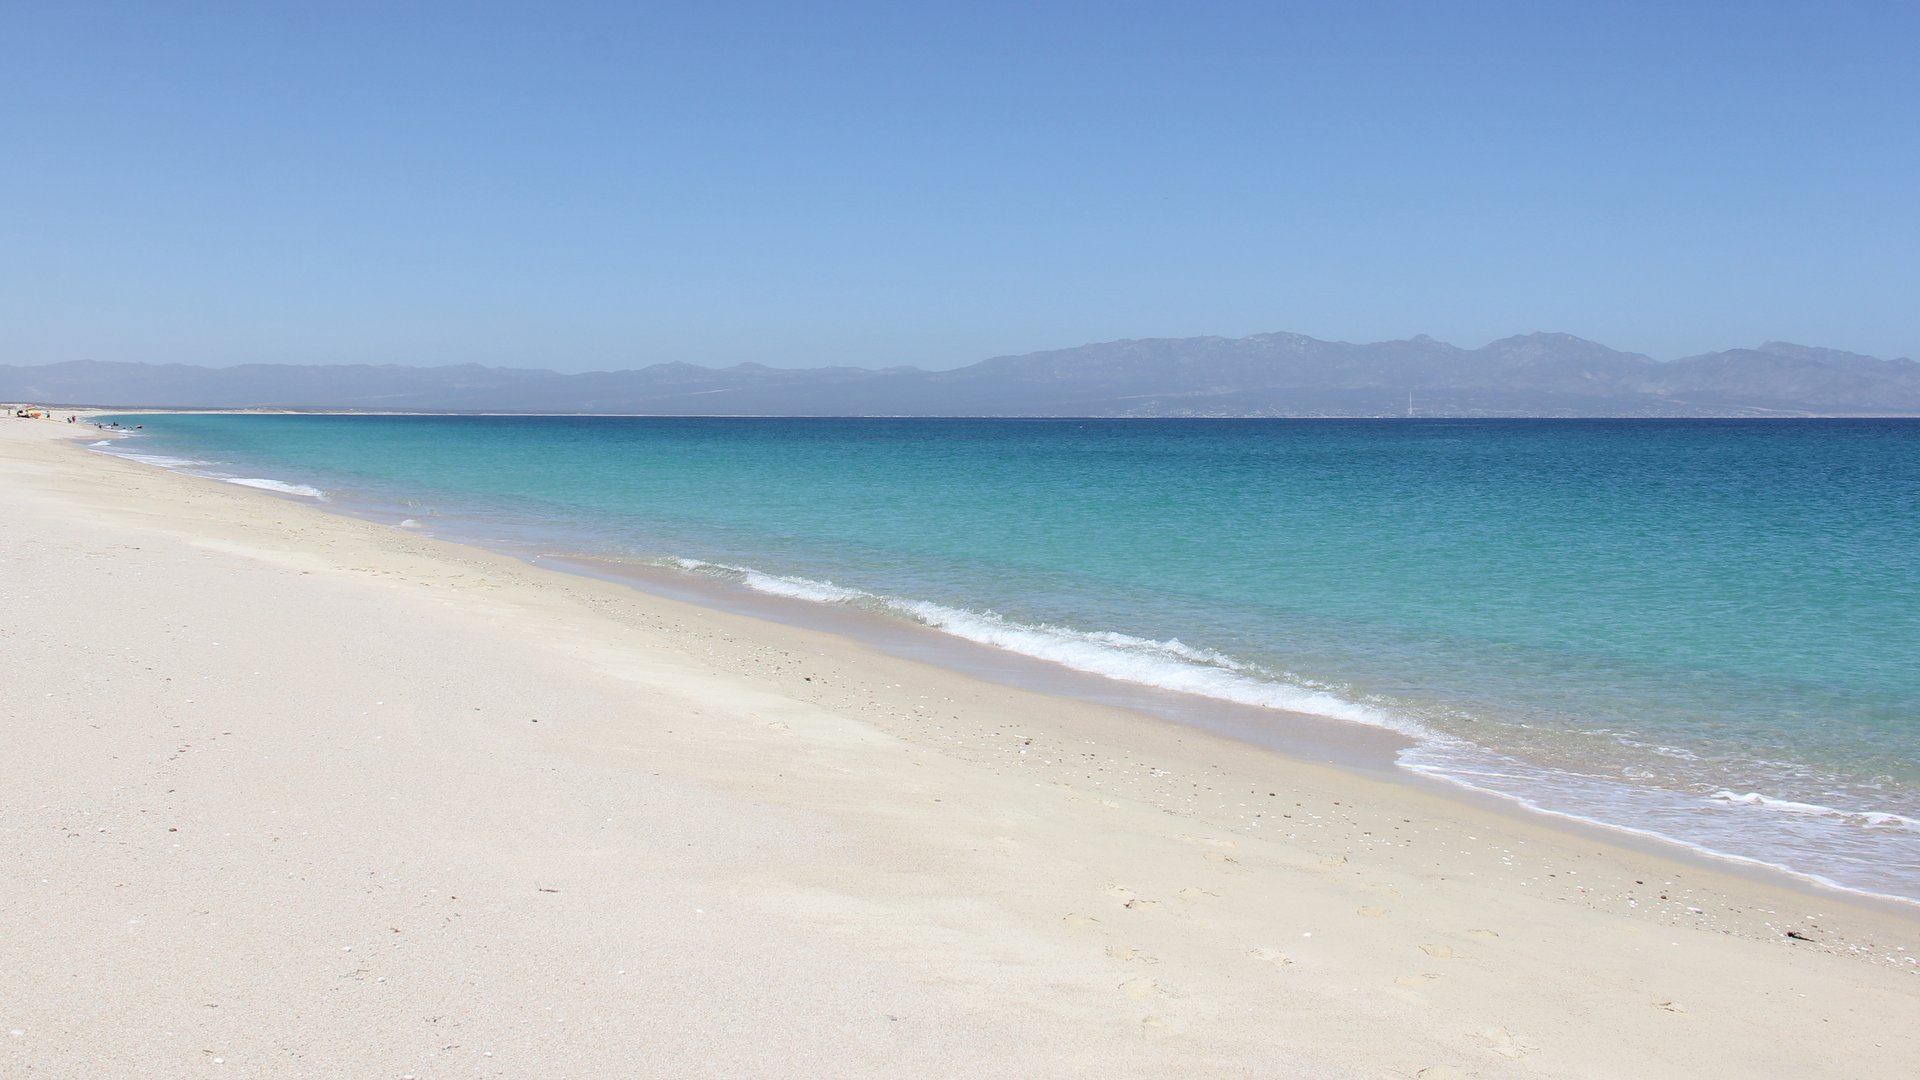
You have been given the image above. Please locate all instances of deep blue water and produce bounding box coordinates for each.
[100,415,1920,901]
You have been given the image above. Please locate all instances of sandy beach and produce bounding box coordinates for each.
[3,413,1916,1079]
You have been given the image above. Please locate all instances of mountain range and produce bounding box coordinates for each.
[5,332,1918,416]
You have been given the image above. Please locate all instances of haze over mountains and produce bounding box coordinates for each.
[6,332,1918,417]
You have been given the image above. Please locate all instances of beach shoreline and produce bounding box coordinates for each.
[4,411,1917,1077]
[503,541,1920,920]
[82,409,1920,912]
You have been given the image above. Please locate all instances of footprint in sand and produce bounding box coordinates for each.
[1476,1026,1536,1058]
[1414,1067,1472,1080]
[1118,976,1173,1000]
[1419,944,1463,959]
[1062,913,1102,928]
[765,721,789,732]
[1176,834,1236,849]
[1139,1014,1181,1039]
[1394,972,1444,988]
[1466,928,1500,939]
[1178,887,1218,901]
[1356,905,1389,918]
[1106,945,1160,964]
[1320,855,1348,870]
[1106,886,1163,911]
[1654,1000,1688,1014]
[1247,947,1293,966]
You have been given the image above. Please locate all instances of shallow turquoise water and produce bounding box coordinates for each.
[103,415,1920,900]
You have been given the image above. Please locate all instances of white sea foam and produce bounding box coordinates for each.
[741,570,868,604]
[224,477,328,499]
[893,599,1416,731]
[1709,790,1917,831]
[1392,737,1920,906]
[1399,748,1920,903]
[94,444,331,501]
[105,450,213,470]
[669,558,1416,736]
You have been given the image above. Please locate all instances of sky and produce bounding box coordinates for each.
[3,1,1916,372]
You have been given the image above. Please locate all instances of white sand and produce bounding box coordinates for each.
[3,414,1916,1078]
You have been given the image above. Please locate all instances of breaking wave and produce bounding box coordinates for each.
[224,477,328,499]
[668,558,1416,735]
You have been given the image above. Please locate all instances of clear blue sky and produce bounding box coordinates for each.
[3,1,1915,371]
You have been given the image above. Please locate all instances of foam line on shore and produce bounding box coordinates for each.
[91,439,332,501]
[224,477,329,499]
[669,557,1419,735]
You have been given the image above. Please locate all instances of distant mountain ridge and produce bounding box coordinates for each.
[5,332,1918,416]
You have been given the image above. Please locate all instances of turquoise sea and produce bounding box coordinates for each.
[100,415,1920,903]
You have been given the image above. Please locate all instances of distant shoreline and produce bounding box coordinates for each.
[10,329,1918,416]
[43,406,1920,419]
